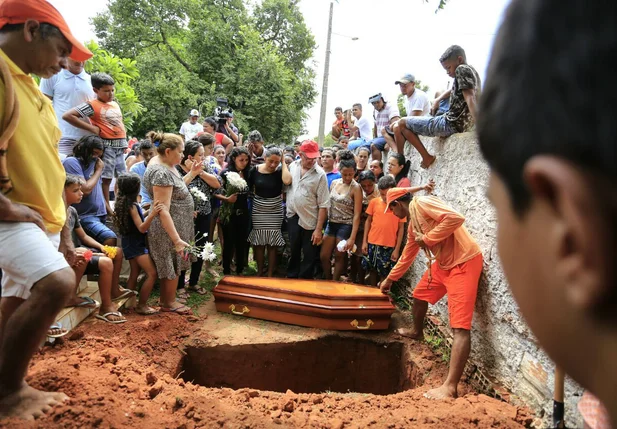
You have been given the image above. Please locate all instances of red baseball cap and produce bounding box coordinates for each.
[299,140,320,159]
[0,0,92,62]
[384,188,411,213]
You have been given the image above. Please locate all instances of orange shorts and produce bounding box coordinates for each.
[412,253,483,330]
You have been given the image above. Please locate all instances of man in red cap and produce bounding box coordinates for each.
[0,0,92,420]
[285,140,330,278]
[380,188,483,400]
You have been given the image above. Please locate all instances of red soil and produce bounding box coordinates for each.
[1,312,533,428]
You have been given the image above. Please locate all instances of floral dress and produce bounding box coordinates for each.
[143,163,195,279]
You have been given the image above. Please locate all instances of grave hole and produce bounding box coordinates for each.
[179,336,423,395]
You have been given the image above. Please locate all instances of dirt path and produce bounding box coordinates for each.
[2,299,533,428]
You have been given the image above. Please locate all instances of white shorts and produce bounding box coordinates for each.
[0,222,69,300]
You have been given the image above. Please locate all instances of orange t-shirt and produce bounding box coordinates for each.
[388,196,482,281]
[75,99,126,141]
[366,198,406,248]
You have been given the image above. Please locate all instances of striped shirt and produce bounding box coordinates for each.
[373,103,400,135]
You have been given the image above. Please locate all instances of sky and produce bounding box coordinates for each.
[49,0,510,138]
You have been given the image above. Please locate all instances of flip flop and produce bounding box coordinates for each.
[70,296,100,309]
[160,305,191,315]
[47,323,69,338]
[96,311,127,324]
[135,307,159,316]
[112,289,136,302]
[186,285,207,295]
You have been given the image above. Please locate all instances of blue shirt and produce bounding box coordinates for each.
[63,157,106,219]
[326,171,342,190]
[129,161,152,205]
[40,69,94,140]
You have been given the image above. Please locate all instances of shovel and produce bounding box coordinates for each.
[553,366,565,428]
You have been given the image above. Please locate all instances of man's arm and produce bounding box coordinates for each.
[462,88,477,122]
[387,225,421,281]
[0,193,45,230]
[312,207,328,245]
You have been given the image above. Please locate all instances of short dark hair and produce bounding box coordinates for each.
[91,72,115,89]
[478,0,617,217]
[334,107,343,112]
[338,135,349,143]
[352,103,362,110]
[439,45,466,63]
[0,22,64,41]
[378,175,396,190]
[139,139,154,151]
[64,174,84,188]
[357,170,376,183]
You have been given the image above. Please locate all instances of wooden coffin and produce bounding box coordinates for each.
[213,276,396,331]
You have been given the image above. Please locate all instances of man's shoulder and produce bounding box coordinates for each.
[130,161,146,172]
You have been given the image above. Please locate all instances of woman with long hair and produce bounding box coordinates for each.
[202,117,234,155]
[176,139,221,297]
[143,132,202,314]
[320,150,363,281]
[215,146,251,275]
[247,147,292,277]
[387,152,412,187]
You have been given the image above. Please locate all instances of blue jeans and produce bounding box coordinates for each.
[80,216,117,244]
[325,222,352,240]
[405,115,455,137]
[348,138,371,151]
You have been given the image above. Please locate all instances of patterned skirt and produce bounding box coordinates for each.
[248,195,285,247]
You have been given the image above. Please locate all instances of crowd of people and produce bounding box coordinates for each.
[0,0,614,427]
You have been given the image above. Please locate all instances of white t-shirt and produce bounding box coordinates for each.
[39,69,95,140]
[354,115,373,140]
[179,121,202,140]
[405,88,430,117]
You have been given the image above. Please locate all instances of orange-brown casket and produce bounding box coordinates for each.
[213,276,396,330]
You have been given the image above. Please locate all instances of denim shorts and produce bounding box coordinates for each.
[325,222,352,240]
[370,136,387,151]
[348,138,371,151]
[405,115,455,137]
[80,216,117,243]
[102,146,127,179]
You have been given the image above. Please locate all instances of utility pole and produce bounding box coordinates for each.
[317,1,333,146]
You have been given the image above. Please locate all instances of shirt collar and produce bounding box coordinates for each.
[61,68,88,81]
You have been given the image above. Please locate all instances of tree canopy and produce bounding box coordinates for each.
[92,0,317,143]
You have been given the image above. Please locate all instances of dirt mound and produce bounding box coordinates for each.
[1,312,533,428]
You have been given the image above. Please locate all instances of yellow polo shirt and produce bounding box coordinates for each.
[0,49,65,233]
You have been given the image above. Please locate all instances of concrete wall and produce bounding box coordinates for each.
[401,133,583,427]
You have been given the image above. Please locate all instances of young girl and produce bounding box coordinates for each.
[114,173,163,315]
[216,146,252,275]
[387,152,412,187]
[349,170,380,284]
[320,150,363,281]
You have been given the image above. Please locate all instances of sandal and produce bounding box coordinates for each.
[160,304,191,315]
[47,323,69,338]
[68,296,100,309]
[96,311,127,324]
[112,289,136,302]
[176,288,190,302]
[186,285,207,295]
[135,306,159,316]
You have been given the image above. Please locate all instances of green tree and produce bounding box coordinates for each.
[92,0,316,142]
[84,41,144,133]
[425,0,449,13]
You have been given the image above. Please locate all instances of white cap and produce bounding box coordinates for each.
[190,109,199,117]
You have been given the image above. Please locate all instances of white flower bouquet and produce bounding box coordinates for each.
[190,187,208,207]
[184,233,217,262]
[219,171,247,224]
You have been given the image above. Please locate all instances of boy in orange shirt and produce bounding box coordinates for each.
[361,176,406,286]
[380,188,482,400]
[63,72,127,216]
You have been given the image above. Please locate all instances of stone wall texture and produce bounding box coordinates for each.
[402,134,583,427]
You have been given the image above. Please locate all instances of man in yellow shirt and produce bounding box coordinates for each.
[0,0,92,420]
[380,188,483,400]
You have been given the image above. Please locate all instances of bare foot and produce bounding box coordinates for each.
[135,305,158,316]
[396,328,424,340]
[420,155,437,169]
[0,384,68,420]
[424,384,457,400]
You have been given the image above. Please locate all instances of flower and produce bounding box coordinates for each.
[102,245,118,259]
[225,171,247,190]
[83,249,93,262]
[190,187,208,203]
[204,242,215,254]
